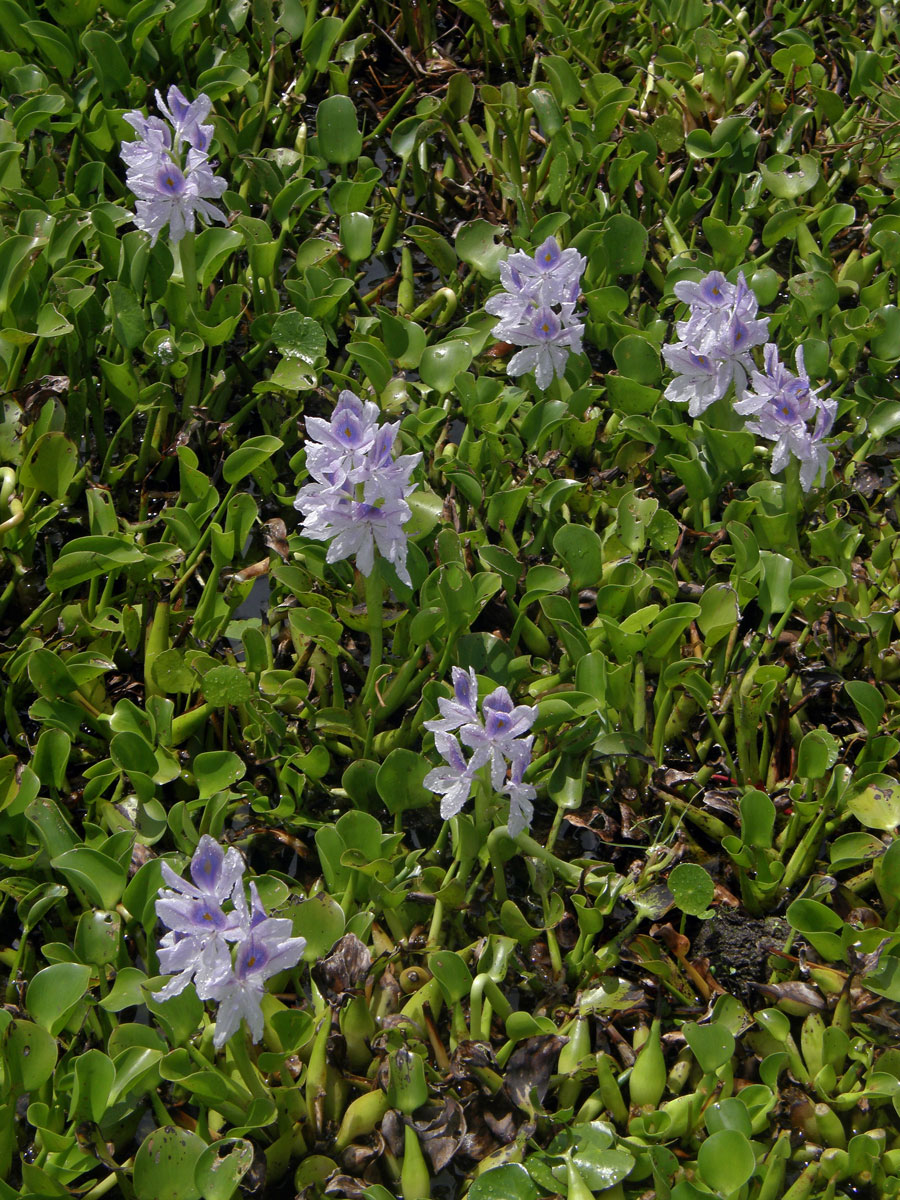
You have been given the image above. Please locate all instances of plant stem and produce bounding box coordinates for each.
[362,565,385,756]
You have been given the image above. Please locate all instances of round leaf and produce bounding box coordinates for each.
[293,892,346,960]
[683,1021,735,1074]
[668,863,714,916]
[376,749,432,814]
[194,1139,255,1200]
[613,335,660,384]
[602,214,648,275]
[696,1129,756,1194]
[3,1019,58,1091]
[456,219,507,278]
[202,665,254,708]
[847,776,900,831]
[315,95,362,164]
[134,1126,206,1200]
[222,436,283,484]
[552,525,603,590]
[193,751,247,799]
[419,340,473,395]
[468,1164,538,1200]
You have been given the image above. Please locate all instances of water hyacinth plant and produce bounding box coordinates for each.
[294,390,421,585]
[662,270,769,415]
[488,235,587,388]
[735,344,837,491]
[121,86,227,245]
[664,268,836,490]
[3,7,900,1200]
[424,666,538,836]
[154,836,306,1048]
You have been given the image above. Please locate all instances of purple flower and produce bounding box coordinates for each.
[153,838,306,1047]
[294,389,421,584]
[152,836,246,1002]
[505,236,587,306]
[304,390,384,486]
[164,834,245,901]
[295,490,416,586]
[154,85,214,153]
[206,924,307,1048]
[664,270,769,413]
[424,673,538,834]
[422,732,477,820]
[488,236,586,390]
[504,753,537,838]
[661,343,732,416]
[673,270,734,311]
[734,344,835,491]
[502,306,585,390]
[154,927,234,1002]
[424,666,481,734]
[462,688,537,791]
[122,88,226,245]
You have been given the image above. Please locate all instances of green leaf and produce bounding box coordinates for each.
[845,680,885,736]
[202,665,254,707]
[796,728,839,780]
[683,1021,736,1074]
[74,909,121,966]
[696,1129,756,1194]
[134,1126,206,1200]
[847,776,900,831]
[760,153,819,199]
[772,43,815,73]
[100,967,149,1012]
[43,0,100,25]
[376,749,433,814]
[602,214,648,275]
[51,847,128,908]
[106,282,147,351]
[2,1019,58,1091]
[789,271,838,316]
[428,950,474,1004]
[21,19,76,73]
[194,1140,255,1200]
[194,227,245,289]
[419,339,473,395]
[456,219,507,278]
[612,334,660,383]
[339,211,373,262]
[70,1049,116,1122]
[668,863,714,917]
[0,233,44,315]
[467,1164,538,1200]
[193,750,247,799]
[222,435,283,483]
[315,94,362,164]
[47,535,145,591]
[270,310,326,364]
[698,582,738,647]
[81,28,130,92]
[386,1048,428,1115]
[292,892,345,960]
[552,525,603,590]
[19,431,78,500]
[785,898,844,960]
[26,962,91,1035]
[110,731,159,777]
[871,305,900,361]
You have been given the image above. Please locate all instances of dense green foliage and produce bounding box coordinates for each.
[2,0,900,1198]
